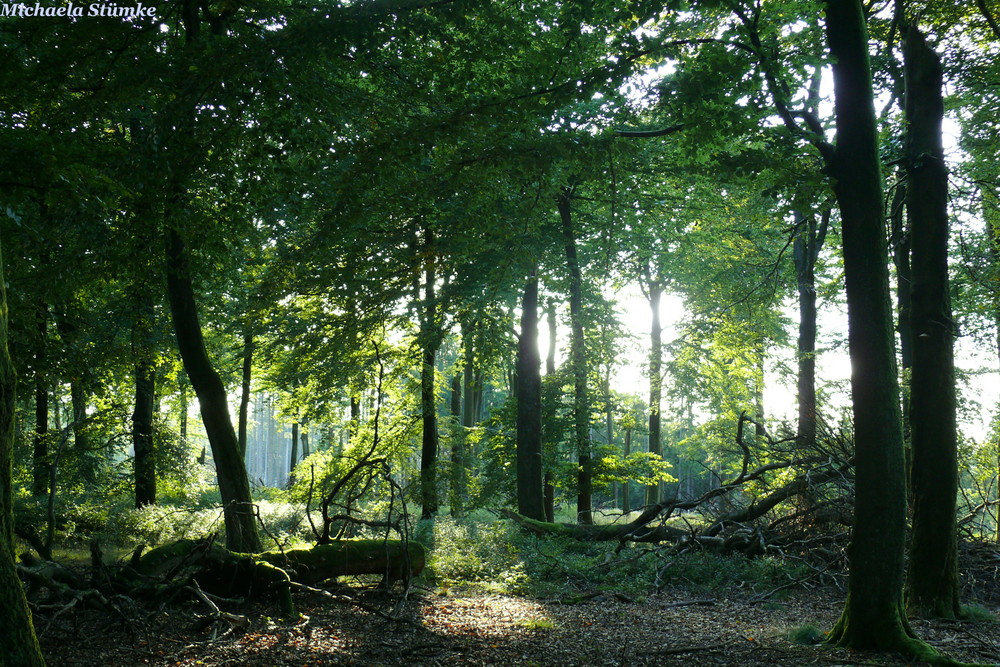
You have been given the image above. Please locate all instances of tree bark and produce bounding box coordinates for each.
[165,227,261,553]
[449,371,465,516]
[0,238,47,667]
[623,426,632,515]
[516,270,545,520]
[543,301,557,522]
[418,229,441,520]
[132,293,157,508]
[288,421,299,488]
[238,330,254,460]
[793,210,827,451]
[822,0,926,656]
[558,187,593,525]
[903,23,961,620]
[646,280,663,506]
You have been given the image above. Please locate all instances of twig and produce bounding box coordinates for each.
[289,581,423,630]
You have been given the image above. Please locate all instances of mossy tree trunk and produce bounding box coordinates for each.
[0,239,47,667]
[516,270,544,521]
[821,0,931,656]
[903,22,962,620]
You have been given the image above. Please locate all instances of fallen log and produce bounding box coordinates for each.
[131,538,426,616]
[499,510,687,543]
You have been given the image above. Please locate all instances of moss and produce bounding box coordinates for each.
[787,624,824,645]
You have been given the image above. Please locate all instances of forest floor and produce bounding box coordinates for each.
[36,542,1000,666]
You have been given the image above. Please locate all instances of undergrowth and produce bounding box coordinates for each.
[415,515,813,600]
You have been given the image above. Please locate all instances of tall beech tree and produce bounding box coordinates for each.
[820,0,934,657]
[644,275,664,506]
[132,291,157,508]
[792,209,828,451]
[902,21,962,619]
[166,228,262,553]
[558,186,593,525]
[515,270,544,520]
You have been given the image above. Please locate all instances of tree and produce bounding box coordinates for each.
[558,186,593,525]
[0,236,46,667]
[821,0,934,657]
[165,228,262,553]
[515,270,545,520]
[902,20,961,619]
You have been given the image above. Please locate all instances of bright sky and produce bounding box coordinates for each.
[594,285,1000,445]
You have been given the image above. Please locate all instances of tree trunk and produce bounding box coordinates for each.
[288,421,299,488]
[903,24,961,620]
[822,0,928,656]
[558,187,593,525]
[32,305,48,497]
[165,227,261,553]
[623,426,632,515]
[0,240,47,666]
[462,321,477,428]
[646,280,663,506]
[449,371,465,517]
[419,229,441,520]
[132,293,157,508]
[70,381,89,457]
[543,301,557,522]
[890,169,913,477]
[238,331,254,460]
[516,271,545,520]
[793,210,827,451]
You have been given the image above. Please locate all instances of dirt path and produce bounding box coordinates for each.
[39,586,1000,666]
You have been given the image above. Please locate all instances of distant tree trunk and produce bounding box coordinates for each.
[301,430,310,459]
[133,293,157,508]
[349,393,360,442]
[462,322,477,429]
[418,230,442,520]
[516,270,545,521]
[288,421,299,488]
[645,279,663,506]
[70,381,89,455]
[903,23,961,620]
[449,371,465,517]
[238,330,254,460]
[622,425,632,515]
[543,301,557,522]
[32,305,48,497]
[558,187,592,525]
[793,209,827,451]
[890,170,913,469]
[823,0,917,653]
[165,227,261,553]
[0,239,46,665]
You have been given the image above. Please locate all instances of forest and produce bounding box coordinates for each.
[2,0,1000,665]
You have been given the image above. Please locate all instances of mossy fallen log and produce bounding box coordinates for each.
[132,538,426,616]
[259,540,425,585]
